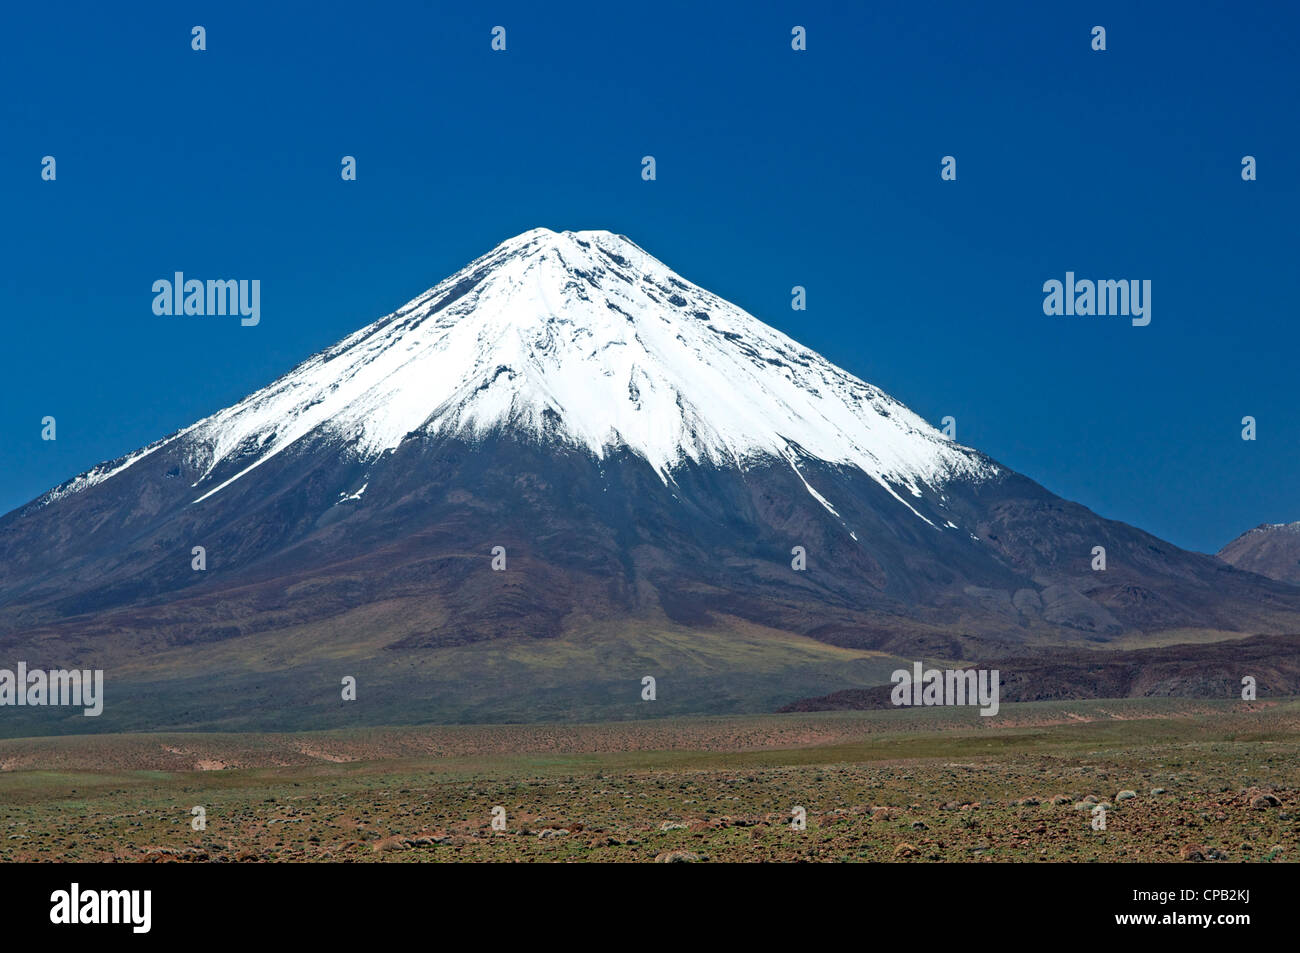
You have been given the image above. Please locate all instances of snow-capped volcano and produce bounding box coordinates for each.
[44,229,993,521]
[6,228,1300,733]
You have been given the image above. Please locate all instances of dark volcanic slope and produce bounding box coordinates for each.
[1,427,1298,676]
[1219,523,1300,585]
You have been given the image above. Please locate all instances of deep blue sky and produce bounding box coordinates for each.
[1,1,1296,553]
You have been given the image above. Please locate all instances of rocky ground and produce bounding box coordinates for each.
[1,699,1296,862]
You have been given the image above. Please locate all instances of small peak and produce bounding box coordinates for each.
[496,228,586,256]
[501,228,632,249]
[507,226,558,244]
[491,228,648,267]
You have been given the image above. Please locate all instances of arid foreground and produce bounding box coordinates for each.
[1,698,1297,863]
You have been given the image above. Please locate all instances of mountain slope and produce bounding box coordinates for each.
[1,229,1297,732]
[1219,523,1300,585]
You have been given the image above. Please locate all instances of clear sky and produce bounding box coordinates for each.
[1,1,1295,553]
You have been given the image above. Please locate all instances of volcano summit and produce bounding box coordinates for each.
[2,229,1297,732]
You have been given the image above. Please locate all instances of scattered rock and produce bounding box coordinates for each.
[1177,844,1227,861]
[405,835,444,847]
[654,850,700,863]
